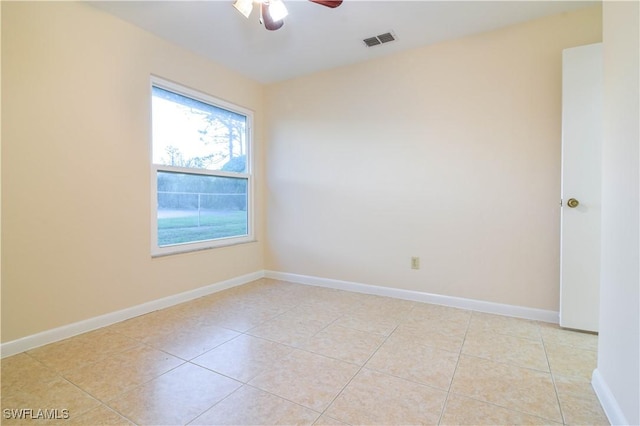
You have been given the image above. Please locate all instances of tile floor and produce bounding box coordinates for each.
[1,279,608,425]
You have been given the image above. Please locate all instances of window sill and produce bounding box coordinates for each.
[151,238,258,258]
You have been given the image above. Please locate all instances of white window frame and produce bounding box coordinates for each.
[150,76,254,257]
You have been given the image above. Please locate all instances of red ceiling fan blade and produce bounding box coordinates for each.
[261,2,284,31]
[309,0,343,8]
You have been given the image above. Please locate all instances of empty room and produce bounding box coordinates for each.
[1,1,638,425]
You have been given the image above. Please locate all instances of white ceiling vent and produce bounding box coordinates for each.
[363,31,397,47]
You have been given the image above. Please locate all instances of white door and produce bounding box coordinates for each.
[560,43,602,332]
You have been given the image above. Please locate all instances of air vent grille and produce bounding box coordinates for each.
[363,37,381,47]
[363,31,396,47]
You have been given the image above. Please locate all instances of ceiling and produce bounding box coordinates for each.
[90,0,598,84]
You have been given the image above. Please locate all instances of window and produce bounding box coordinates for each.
[150,78,253,256]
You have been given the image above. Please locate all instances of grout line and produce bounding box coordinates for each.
[446,393,564,425]
[239,383,326,424]
[541,329,568,426]
[184,383,245,425]
[436,309,472,425]
[314,311,406,423]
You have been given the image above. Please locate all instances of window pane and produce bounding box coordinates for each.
[157,171,248,247]
[152,86,247,172]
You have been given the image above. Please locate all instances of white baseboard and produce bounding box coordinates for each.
[265,270,559,323]
[2,269,559,358]
[592,368,630,426]
[0,271,265,358]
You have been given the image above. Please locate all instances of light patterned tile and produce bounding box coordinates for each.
[247,311,332,347]
[558,395,609,426]
[1,283,609,426]
[26,330,138,373]
[407,303,472,326]
[333,310,401,337]
[258,281,326,304]
[313,414,350,426]
[401,305,470,337]
[1,353,59,395]
[107,310,193,341]
[441,394,559,425]
[190,385,320,425]
[248,349,359,412]
[325,368,447,425]
[469,312,541,340]
[357,296,415,320]
[107,363,241,425]
[554,375,609,425]
[284,304,346,324]
[67,404,134,425]
[300,289,365,314]
[365,334,458,390]
[462,330,549,371]
[159,297,210,322]
[545,343,597,380]
[538,323,598,351]
[1,377,100,423]
[450,355,562,423]
[301,324,385,365]
[391,321,466,353]
[192,335,292,382]
[143,322,239,360]
[553,372,593,395]
[204,304,291,332]
[63,344,183,401]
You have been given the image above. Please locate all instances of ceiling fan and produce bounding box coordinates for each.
[233,0,343,31]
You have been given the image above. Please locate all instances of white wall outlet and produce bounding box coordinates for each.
[411,256,420,270]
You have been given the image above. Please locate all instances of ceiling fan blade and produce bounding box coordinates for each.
[308,0,343,8]
[261,2,285,31]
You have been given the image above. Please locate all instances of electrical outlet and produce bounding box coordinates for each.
[411,256,420,270]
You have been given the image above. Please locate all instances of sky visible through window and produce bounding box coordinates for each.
[151,86,247,172]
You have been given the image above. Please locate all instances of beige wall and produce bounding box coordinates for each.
[597,1,639,424]
[265,6,602,311]
[1,2,265,342]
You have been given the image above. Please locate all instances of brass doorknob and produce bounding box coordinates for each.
[567,198,580,208]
